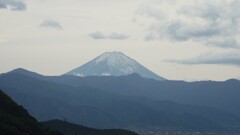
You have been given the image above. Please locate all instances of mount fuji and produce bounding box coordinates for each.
[65,51,165,80]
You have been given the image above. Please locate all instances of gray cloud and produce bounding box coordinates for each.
[89,31,129,40]
[136,5,165,20]
[0,0,26,11]
[89,31,106,39]
[40,20,63,30]
[206,38,240,49]
[108,33,129,40]
[180,3,222,21]
[145,33,158,41]
[155,21,222,41]
[137,0,240,49]
[165,52,240,67]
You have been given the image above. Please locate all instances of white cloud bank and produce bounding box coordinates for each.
[89,31,129,40]
[40,20,63,30]
[136,0,240,49]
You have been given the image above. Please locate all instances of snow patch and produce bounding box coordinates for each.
[101,73,112,76]
[74,73,84,77]
[120,66,134,74]
[95,52,112,64]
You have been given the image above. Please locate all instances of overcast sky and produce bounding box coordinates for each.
[0,0,240,81]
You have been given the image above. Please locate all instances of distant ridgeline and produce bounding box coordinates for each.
[1,59,240,134]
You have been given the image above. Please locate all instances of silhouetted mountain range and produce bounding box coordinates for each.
[46,72,240,118]
[10,68,240,117]
[1,68,240,134]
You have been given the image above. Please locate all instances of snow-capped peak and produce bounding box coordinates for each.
[95,52,136,72]
[65,52,165,80]
[95,52,127,64]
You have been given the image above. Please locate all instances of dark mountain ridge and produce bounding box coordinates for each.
[1,69,240,134]
[44,72,240,117]
[0,89,62,135]
[0,89,138,135]
[42,120,138,135]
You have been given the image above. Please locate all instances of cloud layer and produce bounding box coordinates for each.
[89,31,106,39]
[137,0,240,49]
[108,33,129,40]
[165,52,240,67]
[89,31,129,40]
[0,0,26,11]
[40,20,63,30]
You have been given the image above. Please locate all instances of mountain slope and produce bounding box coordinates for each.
[64,52,165,80]
[0,89,62,135]
[42,120,138,135]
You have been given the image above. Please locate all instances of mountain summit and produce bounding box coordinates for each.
[65,51,165,80]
